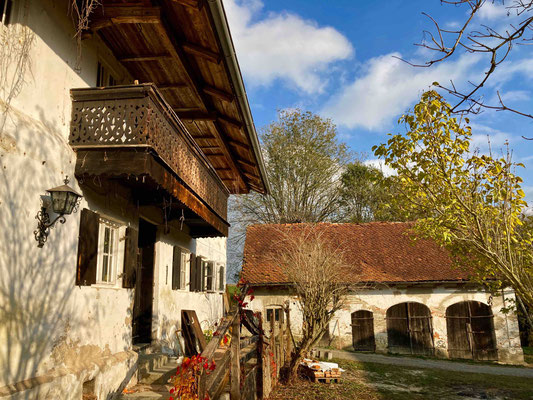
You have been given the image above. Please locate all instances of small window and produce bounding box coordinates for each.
[218,265,225,291]
[96,218,120,284]
[0,0,12,25]
[266,307,283,325]
[204,261,214,291]
[96,61,116,87]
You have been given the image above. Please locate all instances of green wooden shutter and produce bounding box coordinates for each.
[122,227,138,288]
[172,246,182,290]
[197,257,204,292]
[76,208,99,286]
[189,253,196,291]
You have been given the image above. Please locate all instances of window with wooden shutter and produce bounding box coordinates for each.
[76,208,99,286]
[172,246,182,290]
[123,227,138,288]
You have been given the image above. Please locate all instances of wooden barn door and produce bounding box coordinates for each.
[387,302,434,355]
[351,310,376,351]
[446,301,497,361]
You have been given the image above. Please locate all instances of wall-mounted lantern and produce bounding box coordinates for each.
[34,176,83,248]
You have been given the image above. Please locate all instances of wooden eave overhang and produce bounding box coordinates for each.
[87,0,269,195]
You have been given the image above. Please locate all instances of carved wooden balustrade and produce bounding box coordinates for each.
[69,84,229,225]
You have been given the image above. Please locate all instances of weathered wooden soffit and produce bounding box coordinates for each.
[85,0,268,195]
[70,85,229,237]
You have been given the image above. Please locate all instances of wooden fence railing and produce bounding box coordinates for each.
[197,304,291,400]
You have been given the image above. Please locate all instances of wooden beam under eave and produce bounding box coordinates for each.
[158,83,190,90]
[237,158,257,170]
[177,112,218,121]
[217,115,242,129]
[119,54,173,62]
[203,86,233,103]
[171,0,201,10]
[183,43,221,64]
[89,6,161,31]
[228,139,250,151]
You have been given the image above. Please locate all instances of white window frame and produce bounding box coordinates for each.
[204,261,215,292]
[96,217,121,285]
[179,249,188,290]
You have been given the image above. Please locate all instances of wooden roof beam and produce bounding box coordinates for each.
[119,54,173,62]
[228,139,249,151]
[158,83,189,90]
[203,85,233,103]
[171,0,202,10]
[183,43,221,64]
[89,6,161,31]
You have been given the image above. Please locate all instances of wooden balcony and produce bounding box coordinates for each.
[69,84,230,237]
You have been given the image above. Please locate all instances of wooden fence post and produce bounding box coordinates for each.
[230,316,241,400]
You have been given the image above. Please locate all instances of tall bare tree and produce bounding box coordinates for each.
[233,109,350,226]
[271,225,355,382]
[406,0,533,121]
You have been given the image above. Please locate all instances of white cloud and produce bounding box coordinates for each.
[364,159,396,177]
[477,2,508,20]
[320,52,479,131]
[224,0,354,94]
[468,123,514,154]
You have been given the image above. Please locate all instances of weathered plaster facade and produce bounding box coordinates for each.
[248,284,524,365]
[0,1,226,398]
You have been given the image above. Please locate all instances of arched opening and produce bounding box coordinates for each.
[351,310,375,351]
[446,301,497,361]
[386,302,434,355]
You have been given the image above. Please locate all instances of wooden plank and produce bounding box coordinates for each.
[188,310,208,351]
[230,316,241,400]
[229,139,250,151]
[158,83,189,90]
[183,42,221,64]
[218,114,243,129]
[206,349,231,398]
[119,54,173,62]
[203,85,233,103]
[171,0,201,9]
[89,6,161,31]
[178,111,218,121]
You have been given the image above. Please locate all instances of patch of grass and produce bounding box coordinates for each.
[267,358,533,400]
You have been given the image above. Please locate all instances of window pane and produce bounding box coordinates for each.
[102,255,109,282]
[108,228,114,254]
[103,226,110,254]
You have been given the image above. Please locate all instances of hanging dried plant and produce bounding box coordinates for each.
[69,0,101,70]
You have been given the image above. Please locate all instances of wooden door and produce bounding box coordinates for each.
[446,301,497,361]
[351,310,375,351]
[132,219,156,345]
[408,302,434,355]
[386,302,434,355]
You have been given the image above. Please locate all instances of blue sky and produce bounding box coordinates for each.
[224,0,533,203]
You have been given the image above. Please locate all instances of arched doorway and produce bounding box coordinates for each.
[351,310,375,351]
[386,302,434,355]
[446,301,498,361]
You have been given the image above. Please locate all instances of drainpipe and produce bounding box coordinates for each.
[206,0,270,194]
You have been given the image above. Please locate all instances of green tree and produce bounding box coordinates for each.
[373,91,533,321]
[339,162,406,223]
[234,109,350,224]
